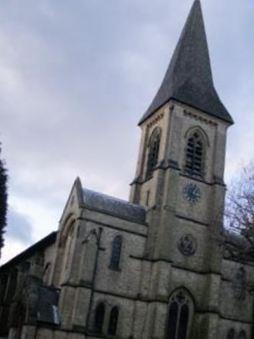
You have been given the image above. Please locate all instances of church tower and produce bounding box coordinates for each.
[130,0,233,256]
[130,1,233,337]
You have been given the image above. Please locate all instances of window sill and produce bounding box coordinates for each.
[181,172,205,183]
[108,265,121,272]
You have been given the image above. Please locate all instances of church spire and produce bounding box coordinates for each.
[139,0,233,125]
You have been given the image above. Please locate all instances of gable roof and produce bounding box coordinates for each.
[139,0,233,125]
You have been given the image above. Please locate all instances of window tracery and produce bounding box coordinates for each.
[166,289,193,339]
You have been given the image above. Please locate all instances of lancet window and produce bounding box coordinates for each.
[94,302,105,333]
[185,130,204,177]
[146,127,161,178]
[108,306,119,336]
[238,330,246,339]
[167,290,193,339]
[227,329,235,339]
[110,235,122,270]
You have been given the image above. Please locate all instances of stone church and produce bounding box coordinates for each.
[0,1,253,338]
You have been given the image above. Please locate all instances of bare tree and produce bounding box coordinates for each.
[0,145,7,256]
[224,163,254,261]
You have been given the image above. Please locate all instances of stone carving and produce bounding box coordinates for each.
[178,234,197,256]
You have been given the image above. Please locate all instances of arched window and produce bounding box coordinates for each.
[227,329,235,339]
[60,221,75,283]
[167,289,193,339]
[146,127,161,178]
[110,235,122,270]
[185,131,204,177]
[108,306,119,336]
[94,303,105,333]
[168,301,178,339]
[238,330,246,339]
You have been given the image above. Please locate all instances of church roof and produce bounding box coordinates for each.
[83,188,146,224]
[139,0,233,125]
[0,232,57,272]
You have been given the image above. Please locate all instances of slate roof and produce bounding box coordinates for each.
[139,0,233,125]
[83,188,146,224]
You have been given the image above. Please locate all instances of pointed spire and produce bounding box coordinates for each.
[139,0,233,125]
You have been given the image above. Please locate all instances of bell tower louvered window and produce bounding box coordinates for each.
[185,131,204,177]
[146,127,161,178]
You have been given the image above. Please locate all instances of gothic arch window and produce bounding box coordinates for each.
[185,130,205,177]
[94,302,105,334]
[146,127,161,178]
[238,330,246,339]
[227,329,235,339]
[166,289,194,339]
[109,235,122,270]
[108,306,119,336]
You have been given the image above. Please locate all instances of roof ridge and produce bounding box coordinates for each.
[83,188,145,209]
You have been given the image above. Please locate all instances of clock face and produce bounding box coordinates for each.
[183,183,201,204]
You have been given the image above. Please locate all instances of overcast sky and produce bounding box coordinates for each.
[1,0,254,264]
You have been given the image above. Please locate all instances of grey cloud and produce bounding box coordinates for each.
[6,208,33,244]
[0,0,253,255]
